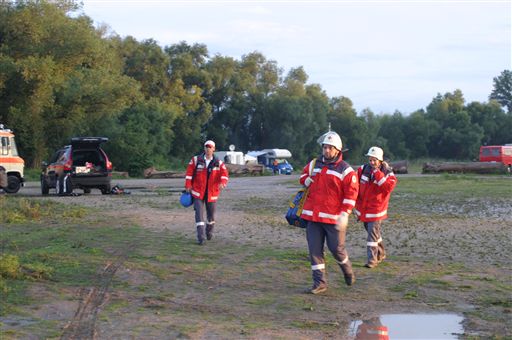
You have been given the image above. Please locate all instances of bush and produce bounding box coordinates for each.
[0,254,20,279]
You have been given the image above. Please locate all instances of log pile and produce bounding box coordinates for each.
[422,162,509,174]
[143,167,185,179]
[389,160,408,174]
[226,163,264,176]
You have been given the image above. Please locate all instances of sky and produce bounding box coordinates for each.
[79,0,511,114]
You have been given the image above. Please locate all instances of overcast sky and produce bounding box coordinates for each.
[79,0,511,114]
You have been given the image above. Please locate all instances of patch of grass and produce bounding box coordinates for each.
[477,296,512,308]
[395,176,512,199]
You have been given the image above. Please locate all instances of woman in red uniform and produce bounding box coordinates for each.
[354,147,397,268]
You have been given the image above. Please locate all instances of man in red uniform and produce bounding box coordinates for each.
[185,140,229,245]
[354,146,397,268]
[300,132,359,294]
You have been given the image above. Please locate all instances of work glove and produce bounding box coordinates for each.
[304,177,314,187]
[337,212,349,228]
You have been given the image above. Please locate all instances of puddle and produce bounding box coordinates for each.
[348,314,464,339]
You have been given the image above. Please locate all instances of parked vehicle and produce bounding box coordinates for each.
[247,148,294,175]
[479,145,512,170]
[41,137,112,195]
[0,124,25,193]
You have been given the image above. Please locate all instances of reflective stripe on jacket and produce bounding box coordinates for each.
[184,154,229,202]
[299,155,358,224]
[354,164,397,222]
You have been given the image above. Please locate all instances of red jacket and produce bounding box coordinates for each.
[354,164,397,222]
[185,154,229,202]
[299,155,358,224]
[356,323,389,340]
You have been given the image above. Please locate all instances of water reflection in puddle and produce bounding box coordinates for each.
[348,314,464,339]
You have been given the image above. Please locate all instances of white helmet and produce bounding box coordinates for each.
[366,146,384,161]
[318,131,342,151]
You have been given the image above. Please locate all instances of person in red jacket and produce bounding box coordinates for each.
[299,131,359,294]
[185,140,229,245]
[354,146,397,268]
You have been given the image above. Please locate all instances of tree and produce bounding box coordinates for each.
[489,70,512,113]
[426,91,483,159]
[377,111,409,160]
[328,96,368,162]
[0,0,138,167]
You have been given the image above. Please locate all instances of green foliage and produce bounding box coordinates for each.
[490,69,512,113]
[0,254,20,279]
[22,262,54,280]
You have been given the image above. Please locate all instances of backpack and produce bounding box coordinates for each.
[285,158,316,228]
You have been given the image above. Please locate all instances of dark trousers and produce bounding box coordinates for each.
[306,221,353,288]
[364,220,386,264]
[194,198,216,242]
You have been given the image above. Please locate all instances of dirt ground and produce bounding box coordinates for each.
[3,174,512,339]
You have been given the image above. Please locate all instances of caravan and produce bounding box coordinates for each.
[247,148,294,175]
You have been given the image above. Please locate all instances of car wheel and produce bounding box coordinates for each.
[41,176,49,195]
[3,175,21,194]
[101,184,111,195]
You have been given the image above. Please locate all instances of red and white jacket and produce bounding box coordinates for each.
[299,155,359,225]
[185,154,229,202]
[356,323,389,340]
[354,164,397,222]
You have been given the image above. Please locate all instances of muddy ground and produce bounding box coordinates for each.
[2,174,512,339]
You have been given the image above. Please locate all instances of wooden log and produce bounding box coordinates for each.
[422,162,509,174]
[389,160,408,174]
[225,163,264,176]
[143,167,185,179]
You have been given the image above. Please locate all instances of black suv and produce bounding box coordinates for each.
[41,137,112,195]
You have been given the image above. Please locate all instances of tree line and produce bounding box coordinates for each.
[1,1,511,174]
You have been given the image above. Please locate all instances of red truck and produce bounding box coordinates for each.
[479,145,512,169]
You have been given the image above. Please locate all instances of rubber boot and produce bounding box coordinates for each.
[339,261,355,286]
[206,223,214,240]
[196,225,205,245]
[377,241,386,263]
[309,268,327,294]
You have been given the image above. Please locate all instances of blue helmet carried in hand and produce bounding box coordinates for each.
[180,191,193,207]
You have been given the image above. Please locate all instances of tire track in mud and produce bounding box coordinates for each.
[60,251,128,340]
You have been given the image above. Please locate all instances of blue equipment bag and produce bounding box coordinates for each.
[285,158,316,228]
[180,191,194,207]
[285,187,308,228]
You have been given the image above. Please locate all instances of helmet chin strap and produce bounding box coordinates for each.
[323,150,341,162]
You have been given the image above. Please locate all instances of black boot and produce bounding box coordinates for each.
[196,225,205,245]
[340,261,355,286]
[206,223,214,240]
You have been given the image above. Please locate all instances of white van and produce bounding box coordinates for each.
[0,124,25,193]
